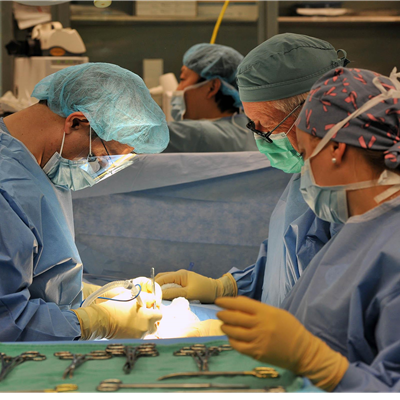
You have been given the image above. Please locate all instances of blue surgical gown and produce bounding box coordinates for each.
[164,113,258,152]
[0,120,82,341]
[282,195,400,392]
[230,174,340,307]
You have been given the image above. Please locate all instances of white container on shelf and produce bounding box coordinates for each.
[197,1,258,20]
[136,1,197,17]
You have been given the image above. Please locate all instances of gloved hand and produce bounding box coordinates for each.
[72,277,162,340]
[82,282,101,300]
[215,296,349,392]
[131,276,162,309]
[180,319,225,338]
[155,270,237,303]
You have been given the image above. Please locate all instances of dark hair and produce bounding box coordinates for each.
[39,99,99,138]
[197,77,239,114]
[311,137,399,176]
[348,146,400,176]
[360,148,400,175]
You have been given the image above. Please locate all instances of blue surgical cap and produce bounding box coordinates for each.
[237,33,350,102]
[183,43,244,108]
[32,62,169,154]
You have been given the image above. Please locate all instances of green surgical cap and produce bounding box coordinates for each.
[237,33,350,102]
[32,62,169,154]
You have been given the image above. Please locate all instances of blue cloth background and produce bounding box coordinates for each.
[72,152,291,284]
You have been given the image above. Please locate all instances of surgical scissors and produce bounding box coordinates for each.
[0,351,46,382]
[105,343,159,374]
[158,367,280,380]
[173,344,232,371]
[54,350,112,379]
[97,379,250,392]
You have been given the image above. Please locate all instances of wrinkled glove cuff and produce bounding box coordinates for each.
[72,306,111,341]
[216,273,238,298]
[296,328,349,392]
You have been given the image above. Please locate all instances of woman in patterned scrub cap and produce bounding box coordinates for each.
[215,67,400,392]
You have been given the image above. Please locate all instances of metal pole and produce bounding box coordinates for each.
[257,1,279,45]
[1,1,14,94]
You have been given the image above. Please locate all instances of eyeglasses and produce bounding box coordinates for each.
[246,101,305,143]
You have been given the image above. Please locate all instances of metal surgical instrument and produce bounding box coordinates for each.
[0,351,46,382]
[54,350,112,379]
[6,384,79,393]
[151,267,156,309]
[177,386,286,393]
[158,366,280,380]
[105,343,159,374]
[97,379,251,392]
[173,344,232,371]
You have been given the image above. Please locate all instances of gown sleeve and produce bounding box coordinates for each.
[335,290,400,392]
[228,239,267,300]
[0,191,81,341]
[163,121,205,152]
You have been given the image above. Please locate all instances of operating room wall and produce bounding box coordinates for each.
[279,0,400,15]
[70,1,400,82]
[279,1,400,75]
[70,21,258,81]
[277,23,400,76]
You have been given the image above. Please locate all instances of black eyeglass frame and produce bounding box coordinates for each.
[246,100,305,143]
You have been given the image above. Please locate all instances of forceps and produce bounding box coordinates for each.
[97,379,250,392]
[54,350,112,379]
[158,366,280,380]
[0,351,46,382]
[173,344,232,371]
[106,343,159,374]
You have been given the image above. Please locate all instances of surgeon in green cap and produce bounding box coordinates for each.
[156,33,350,311]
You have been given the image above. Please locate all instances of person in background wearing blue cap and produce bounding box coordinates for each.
[157,34,350,314]
[163,43,258,152]
[0,62,168,341]
[217,66,400,392]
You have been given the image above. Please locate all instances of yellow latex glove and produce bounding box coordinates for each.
[82,282,101,300]
[180,319,225,337]
[72,277,162,340]
[215,296,349,392]
[155,270,237,303]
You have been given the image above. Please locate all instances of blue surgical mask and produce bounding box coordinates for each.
[300,157,400,224]
[43,132,97,191]
[170,80,210,122]
[300,159,349,224]
[43,130,137,191]
[170,92,186,122]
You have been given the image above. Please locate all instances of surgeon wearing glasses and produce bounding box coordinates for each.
[0,62,169,341]
[157,34,351,330]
